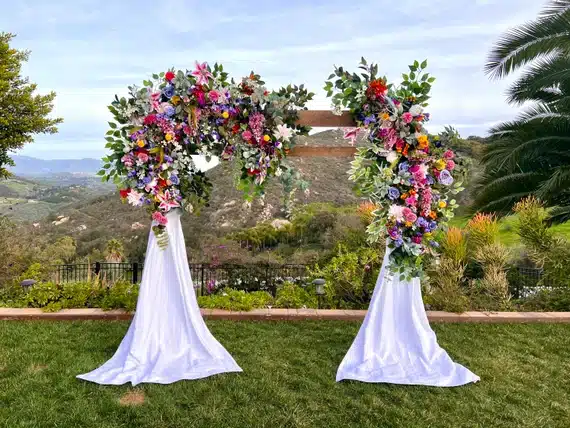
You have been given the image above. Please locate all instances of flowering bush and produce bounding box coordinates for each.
[325,58,469,279]
[100,62,313,247]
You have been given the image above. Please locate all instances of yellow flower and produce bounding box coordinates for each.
[222,111,229,119]
[171,95,181,105]
[424,232,433,239]
[165,133,173,141]
[435,159,446,170]
[438,200,447,208]
[136,140,145,148]
[263,135,270,142]
[405,221,413,227]
[381,112,390,121]
[417,135,428,145]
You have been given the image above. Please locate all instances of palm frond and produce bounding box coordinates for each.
[485,9,570,79]
[541,0,570,17]
[548,205,570,223]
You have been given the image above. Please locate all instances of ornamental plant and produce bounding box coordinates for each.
[325,58,469,279]
[100,62,313,247]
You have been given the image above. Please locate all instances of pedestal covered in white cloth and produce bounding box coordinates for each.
[336,247,479,387]
[77,210,242,385]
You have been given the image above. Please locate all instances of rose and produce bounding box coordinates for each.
[389,205,405,222]
[386,151,399,163]
[387,187,400,200]
[152,211,168,226]
[438,169,454,186]
[208,90,220,103]
[137,152,149,163]
[446,160,455,171]
[402,207,418,223]
[162,85,175,99]
[121,155,134,167]
[242,130,253,141]
[143,114,157,125]
[165,71,175,82]
[402,112,413,124]
[443,150,455,159]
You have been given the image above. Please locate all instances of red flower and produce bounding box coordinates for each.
[231,124,240,135]
[144,114,157,125]
[366,79,388,99]
[158,178,168,188]
[119,188,131,199]
[247,168,260,176]
[165,71,175,82]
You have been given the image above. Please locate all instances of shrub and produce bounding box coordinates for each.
[197,288,273,311]
[100,280,139,312]
[60,280,106,309]
[514,197,570,287]
[424,257,469,313]
[311,245,382,309]
[466,213,499,251]
[26,282,61,308]
[441,227,468,264]
[274,282,317,309]
[518,288,570,312]
[471,243,512,310]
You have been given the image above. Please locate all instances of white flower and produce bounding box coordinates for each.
[127,190,144,207]
[409,104,423,116]
[274,124,293,142]
[386,151,399,163]
[304,188,311,196]
[275,168,283,177]
[185,203,194,213]
[389,205,405,222]
[332,104,343,116]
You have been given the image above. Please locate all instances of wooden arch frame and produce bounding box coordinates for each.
[290,110,357,157]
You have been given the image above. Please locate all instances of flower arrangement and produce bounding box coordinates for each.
[100,62,313,248]
[325,58,468,279]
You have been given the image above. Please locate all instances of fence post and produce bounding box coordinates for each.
[94,262,101,276]
[200,264,205,296]
[132,262,139,284]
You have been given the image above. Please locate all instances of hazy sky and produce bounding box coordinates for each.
[2,0,546,160]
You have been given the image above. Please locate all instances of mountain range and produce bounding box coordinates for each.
[8,156,102,176]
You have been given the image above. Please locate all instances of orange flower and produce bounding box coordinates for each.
[429,211,437,219]
[402,144,409,156]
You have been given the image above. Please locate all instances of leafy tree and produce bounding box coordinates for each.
[0,32,63,179]
[473,1,570,222]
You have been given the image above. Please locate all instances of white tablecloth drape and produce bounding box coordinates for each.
[336,247,479,387]
[77,209,242,385]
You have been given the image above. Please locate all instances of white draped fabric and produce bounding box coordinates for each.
[336,247,479,387]
[77,209,242,385]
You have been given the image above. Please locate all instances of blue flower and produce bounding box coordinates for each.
[394,238,404,247]
[430,240,440,248]
[388,187,400,200]
[399,162,409,173]
[426,175,435,185]
[438,169,454,186]
[170,174,180,185]
[363,115,376,125]
[142,176,152,184]
[162,85,175,99]
[164,105,175,116]
[127,170,137,178]
[417,217,429,228]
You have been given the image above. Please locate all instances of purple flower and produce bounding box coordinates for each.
[426,175,435,185]
[164,105,175,116]
[430,240,439,248]
[416,217,429,229]
[164,155,173,163]
[127,170,137,178]
[162,85,175,99]
[438,169,454,186]
[388,187,400,200]
[429,221,438,232]
[394,238,404,247]
[364,115,376,125]
[399,162,409,173]
[170,174,180,185]
[142,176,152,184]
[379,128,390,137]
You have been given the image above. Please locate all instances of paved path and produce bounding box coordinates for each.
[2,308,570,322]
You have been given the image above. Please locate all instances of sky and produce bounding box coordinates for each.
[2,0,547,160]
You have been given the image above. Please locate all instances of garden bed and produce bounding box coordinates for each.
[1,321,570,427]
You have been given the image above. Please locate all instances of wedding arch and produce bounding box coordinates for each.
[77,60,478,387]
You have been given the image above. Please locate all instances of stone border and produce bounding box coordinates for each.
[2,308,570,322]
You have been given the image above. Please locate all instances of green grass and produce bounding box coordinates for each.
[1,321,570,428]
[449,214,570,247]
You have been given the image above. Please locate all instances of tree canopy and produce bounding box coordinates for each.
[0,32,63,179]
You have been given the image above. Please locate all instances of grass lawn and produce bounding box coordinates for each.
[1,321,570,428]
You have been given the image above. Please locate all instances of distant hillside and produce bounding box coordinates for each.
[9,156,102,176]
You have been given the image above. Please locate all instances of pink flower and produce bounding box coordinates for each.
[402,207,418,223]
[443,150,455,159]
[121,155,134,167]
[402,112,413,124]
[405,196,418,207]
[343,128,360,146]
[150,92,161,111]
[446,160,456,171]
[152,211,168,226]
[191,61,213,86]
[412,235,423,244]
[208,90,220,103]
[242,130,253,141]
[137,152,149,163]
[157,190,180,211]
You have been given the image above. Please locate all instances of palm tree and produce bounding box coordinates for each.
[105,239,125,263]
[473,0,570,222]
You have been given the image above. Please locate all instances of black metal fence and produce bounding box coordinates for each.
[52,262,309,297]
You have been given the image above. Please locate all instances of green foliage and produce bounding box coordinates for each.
[0,33,63,179]
[274,282,317,309]
[197,288,273,311]
[424,258,469,313]
[518,287,570,312]
[25,282,60,308]
[311,245,382,309]
[99,280,139,312]
[475,4,570,216]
